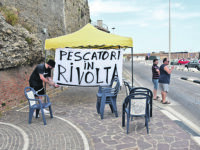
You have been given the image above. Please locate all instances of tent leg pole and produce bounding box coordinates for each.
[131,47,134,87]
[44,50,47,102]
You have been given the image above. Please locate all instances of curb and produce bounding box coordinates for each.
[180,77,200,84]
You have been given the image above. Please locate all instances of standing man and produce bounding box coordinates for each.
[152,59,160,100]
[159,58,174,104]
[29,59,59,112]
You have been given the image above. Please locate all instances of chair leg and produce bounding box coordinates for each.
[29,109,34,124]
[100,98,106,119]
[112,98,118,117]
[41,108,47,125]
[109,104,114,113]
[122,105,125,127]
[96,98,100,114]
[49,106,53,118]
[145,116,149,134]
[127,114,130,134]
[36,109,40,118]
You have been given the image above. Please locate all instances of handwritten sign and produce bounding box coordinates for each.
[53,48,123,86]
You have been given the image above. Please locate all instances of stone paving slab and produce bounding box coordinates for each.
[0,86,200,150]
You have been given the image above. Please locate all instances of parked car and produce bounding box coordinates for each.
[170,59,179,65]
[185,60,200,70]
[178,59,190,65]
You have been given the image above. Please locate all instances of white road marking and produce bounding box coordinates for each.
[192,136,200,145]
[16,105,29,112]
[165,107,200,135]
[0,122,29,150]
[54,116,90,150]
[160,110,180,121]
[16,106,90,150]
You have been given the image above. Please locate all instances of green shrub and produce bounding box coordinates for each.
[1,103,6,107]
[25,37,33,45]
[5,11,18,25]
[0,6,18,26]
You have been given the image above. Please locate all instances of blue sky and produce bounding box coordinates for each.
[88,0,200,53]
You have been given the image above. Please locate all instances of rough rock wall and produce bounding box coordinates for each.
[0,0,90,69]
[65,0,90,33]
[0,14,43,69]
[0,0,90,38]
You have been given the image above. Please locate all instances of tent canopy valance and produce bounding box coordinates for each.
[45,23,133,50]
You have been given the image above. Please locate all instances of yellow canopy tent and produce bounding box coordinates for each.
[45,23,133,49]
[44,23,134,86]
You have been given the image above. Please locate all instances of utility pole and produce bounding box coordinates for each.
[169,0,171,62]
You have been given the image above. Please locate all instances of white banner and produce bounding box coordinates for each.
[53,48,123,86]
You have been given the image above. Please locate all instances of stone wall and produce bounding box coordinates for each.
[0,14,43,69]
[0,0,90,37]
[0,65,35,112]
[0,64,64,112]
[65,0,90,33]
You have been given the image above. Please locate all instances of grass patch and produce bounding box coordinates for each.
[25,37,33,45]
[0,6,18,26]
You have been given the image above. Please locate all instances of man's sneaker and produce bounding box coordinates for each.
[43,109,50,114]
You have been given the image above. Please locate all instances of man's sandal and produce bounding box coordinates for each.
[162,101,170,104]
[153,96,160,100]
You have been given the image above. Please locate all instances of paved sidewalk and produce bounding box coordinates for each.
[0,85,200,150]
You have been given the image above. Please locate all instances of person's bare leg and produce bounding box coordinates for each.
[162,91,166,103]
[161,91,164,102]
[153,89,157,99]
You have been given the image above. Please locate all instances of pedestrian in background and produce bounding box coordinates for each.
[152,59,160,100]
[159,58,174,104]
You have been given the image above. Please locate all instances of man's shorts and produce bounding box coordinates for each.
[29,83,44,95]
[159,83,169,93]
[152,79,159,90]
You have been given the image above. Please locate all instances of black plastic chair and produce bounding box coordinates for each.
[130,87,153,117]
[122,93,151,134]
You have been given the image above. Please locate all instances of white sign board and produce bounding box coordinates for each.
[53,48,123,86]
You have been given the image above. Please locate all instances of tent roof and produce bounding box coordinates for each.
[45,23,133,50]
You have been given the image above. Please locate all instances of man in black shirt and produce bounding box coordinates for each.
[29,59,59,98]
[152,59,160,100]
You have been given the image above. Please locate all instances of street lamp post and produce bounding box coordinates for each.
[169,0,171,62]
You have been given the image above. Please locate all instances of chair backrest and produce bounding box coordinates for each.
[24,87,37,106]
[124,93,150,116]
[124,80,131,96]
[130,87,153,100]
[111,76,119,88]
[112,77,120,96]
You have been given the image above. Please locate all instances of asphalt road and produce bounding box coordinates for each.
[124,61,200,134]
